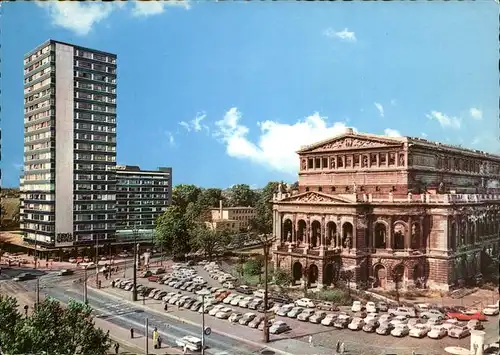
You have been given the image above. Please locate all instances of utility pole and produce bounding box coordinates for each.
[262,234,270,343]
[34,237,37,269]
[132,225,138,302]
[83,266,88,304]
[95,235,99,287]
[144,317,149,355]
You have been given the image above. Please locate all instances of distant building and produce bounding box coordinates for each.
[116,165,172,242]
[207,200,256,233]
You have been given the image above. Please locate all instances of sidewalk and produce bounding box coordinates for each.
[94,317,182,355]
[93,278,335,355]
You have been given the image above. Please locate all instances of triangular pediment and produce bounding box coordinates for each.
[297,133,405,153]
[279,191,352,204]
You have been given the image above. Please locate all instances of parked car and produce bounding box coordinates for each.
[442,319,461,331]
[333,314,351,329]
[13,273,36,282]
[348,317,365,331]
[248,316,264,329]
[427,325,448,339]
[286,306,304,318]
[389,315,408,326]
[376,322,394,335]
[379,314,393,323]
[388,306,417,318]
[420,309,445,320]
[466,319,484,331]
[296,298,315,308]
[446,311,487,321]
[448,325,471,339]
[258,319,273,331]
[277,304,295,317]
[141,270,153,278]
[228,312,243,323]
[175,336,202,352]
[409,324,430,338]
[248,299,263,310]
[238,296,254,308]
[257,301,274,313]
[236,285,254,295]
[215,307,233,319]
[239,312,257,325]
[351,301,363,312]
[362,319,379,333]
[482,304,499,316]
[297,309,316,322]
[391,324,410,337]
[199,303,215,314]
[309,311,327,324]
[208,305,224,316]
[183,298,196,309]
[253,289,266,298]
[223,294,237,304]
[377,302,389,312]
[365,302,378,313]
[230,295,244,306]
[190,301,202,311]
[321,313,338,326]
[270,294,293,304]
[317,302,339,312]
[154,291,168,300]
[269,321,291,334]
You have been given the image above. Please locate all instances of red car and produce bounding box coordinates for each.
[446,311,487,321]
[147,275,159,282]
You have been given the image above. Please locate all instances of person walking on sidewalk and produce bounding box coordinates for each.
[336,340,341,353]
[157,335,162,349]
[114,342,119,354]
[152,327,159,349]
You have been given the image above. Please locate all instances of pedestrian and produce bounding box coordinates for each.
[308,335,313,347]
[164,302,168,311]
[340,342,345,354]
[114,342,119,354]
[153,327,159,348]
[183,344,188,354]
[157,336,162,349]
[336,340,340,353]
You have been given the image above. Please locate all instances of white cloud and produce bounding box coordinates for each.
[323,28,357,42]
[213,108,351,175]
[421,132,428,138]
[131,0,190,17]
[36,1,190,36]
[384,128,401,137]
[165,131,175,146]
[426,111,461,129]
[179,112,209,133]
[374,102,385,117]
[469,107,483,120]
[36,1,123,36]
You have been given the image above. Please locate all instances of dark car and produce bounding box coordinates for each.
[270,294,293,304]
[317,302,340,312]
[58,269,74,276]
[13,273,36,282]
[236,286,254,295]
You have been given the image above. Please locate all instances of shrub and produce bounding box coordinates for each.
[244,257,264,276]
[274,268,292,286]
[309,289,353,305]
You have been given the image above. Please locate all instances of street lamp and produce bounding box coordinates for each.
[261,233,271,344]
[83,265,89,304]
[196,289,211,355]
[132,225,139,302]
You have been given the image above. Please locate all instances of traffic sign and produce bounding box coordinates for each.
[204,327,211,336]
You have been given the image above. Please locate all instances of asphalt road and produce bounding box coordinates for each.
[15,272,265,355]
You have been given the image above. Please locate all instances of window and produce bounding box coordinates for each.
[78,61,92,69]
[318,187,323,192]
[322,157,328,169]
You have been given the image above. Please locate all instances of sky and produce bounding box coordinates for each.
[1,1,498,188]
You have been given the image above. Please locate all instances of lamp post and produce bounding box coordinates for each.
[132,225,138,302]
[197,289,210,355]
[262,234,270,344]
[83,265,88,304]
[95,235,99,287]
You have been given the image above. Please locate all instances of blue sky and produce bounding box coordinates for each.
[1,1,498,188]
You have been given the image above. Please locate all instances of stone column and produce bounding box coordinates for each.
[277,212,282,244]
[292,215,296,245]
[385,153,389,167]
[273,210,277,241]
[406,216,413,250]
[305,217,310,248]
[320,216,326,248]
[419,216,424,250]
[352,219,357,249]
[387,216,393,251]
[376,153,380,167]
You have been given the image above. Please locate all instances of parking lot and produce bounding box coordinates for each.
[105,261,499,354]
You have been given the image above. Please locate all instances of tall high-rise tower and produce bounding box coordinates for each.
[21,40,117,249]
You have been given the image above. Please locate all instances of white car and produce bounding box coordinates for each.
[286,307,304,318]
[321,313,338,326]
[269,321,291,334]
[427,325,447,339]
[228,312,243,323]
[253,289,265,298]
[175,336,202,352]
[351,301,363,312]
[448,325,470,339]
[295,298,315,308]
[276,304,295,317]
[389,315,408,327]
[215,307,233,319]
[365,312,380,323]
[208,305,224,316]
[223,294,237,304]
[391,324,410,337]
[365,302,377,313]
[297,309,316,322]
[409,324,430,338]
[309,311,327,324]
[348,317,365,331]
[238,312,257,325]
[222,281,235,289]
[442,318,459,331]
[483,305,499,316]
[420,309,445,320]
[230,295,244,306]
[238,296,254,308]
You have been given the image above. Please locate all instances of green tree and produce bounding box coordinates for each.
[197,188,226,209]
[0,296,110,355]
[172,184,202,211]
[189,224,231,260]
[155,205,192,256]
[274,268,292,287]
[244,256,264,276]
[228,184,258,207]
[250,181,281,236]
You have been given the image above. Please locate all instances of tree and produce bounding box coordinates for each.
[172,184,202,211]
[274,268,292,287]
[189,224,231,260]
[0,296,110,355]
[250,181,281,236]
[155,205,192,256]
[228,184,257,207]
[197,188,226,209]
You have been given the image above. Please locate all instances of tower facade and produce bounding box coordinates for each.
[21,40,117,248]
